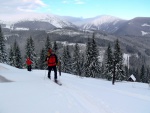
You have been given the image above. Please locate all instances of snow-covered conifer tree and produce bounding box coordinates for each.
[72,43,82,76]
[80,53,85,76]
[62,45,72,73]
[84,34,101,78]
[90,34,101,78]
[140,65,147,83]
[112,39,124,84]
[45,35,52,55]
[8,46,14,66]
[53,41,59,56]
[13,40,22,68]
[104,44,113,80]
[0,25,7,63]
[84,38,92,77]
[39,48,46,69]
[25,36,38,69]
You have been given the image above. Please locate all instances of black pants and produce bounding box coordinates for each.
[27,65,32,71]
[48,66,57,80]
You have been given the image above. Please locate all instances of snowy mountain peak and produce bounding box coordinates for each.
[16,14,76,28]
[91,15,120,25]
[81,15,125,32]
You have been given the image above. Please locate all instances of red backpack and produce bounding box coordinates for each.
[26,58,32,65]
[48,54,57,66]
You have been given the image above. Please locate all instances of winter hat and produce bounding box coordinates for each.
[48,48,52,53]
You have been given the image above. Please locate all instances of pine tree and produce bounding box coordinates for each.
[146,67,150,83]
[39,48,46,69]
[104,44,113,80]
[72,43,82,76]
[90,33,101,78]
[80,53,85,76]
[62,46,67,72]
[112,39,124,84]
[84,34,101,78]
[53,41,59,56]
[45,35,52,55]
[13,40,22,68]
[53,41,58,52]
[25,36,38,69]
[0,25,7,63]
[140,65,145,83]
[62,45,72,73]
[25,38,31,58]
[84,38,92,77]
[29,36,38,69]
[135,68,140,82]
[15,45,23,68]
[8,46,14,66]
[147,67,150,84]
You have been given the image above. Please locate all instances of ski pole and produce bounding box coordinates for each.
[44,67,47,80]
[44,69,46,80]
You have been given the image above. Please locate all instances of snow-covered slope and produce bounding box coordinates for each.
[0,14,77,30]
[0,63,150,113]
[86,15,120,26]
[11,14,75,28]
[24,14,75,28]
[80,15,126,33]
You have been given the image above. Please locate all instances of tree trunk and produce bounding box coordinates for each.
[112,62,116,85]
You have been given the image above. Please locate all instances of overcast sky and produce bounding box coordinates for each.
[0,0,150,21]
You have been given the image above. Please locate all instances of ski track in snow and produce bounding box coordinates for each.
[64,85,116,113]
[0,63,150,113]
[44,78,113,113]
[62,77,125,113]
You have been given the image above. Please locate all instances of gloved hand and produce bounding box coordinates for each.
[57,62,60,66]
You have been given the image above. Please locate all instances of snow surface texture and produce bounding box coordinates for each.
[0,63,150,113]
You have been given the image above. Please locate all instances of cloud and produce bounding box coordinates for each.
[0,0,47,14]
[62,0,85,4]
[74,0,85,4]
[62,0,69,4]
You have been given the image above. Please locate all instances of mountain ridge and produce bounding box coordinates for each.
[1,14,150,36]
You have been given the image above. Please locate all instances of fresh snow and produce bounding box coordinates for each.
[1,13,75,29]
[16,14,74,28]
[47,29,82,36]
[141,31,150,36]
[129,74,136,82]
[0,63,150,113]
[142,23,150,27]
[92,15,119,25]
[14,27,29,31]
[83,15,120,30]
[123,53,130,66]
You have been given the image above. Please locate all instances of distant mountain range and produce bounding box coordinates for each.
[114,17,150,36]
[0,14,150,37]
[1,14,150,68]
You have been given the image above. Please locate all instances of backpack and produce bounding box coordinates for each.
[48,54,57,66]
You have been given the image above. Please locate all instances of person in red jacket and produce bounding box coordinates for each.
[46,48,58,81]
[26,57,32,71]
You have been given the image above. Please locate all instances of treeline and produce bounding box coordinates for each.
[0,25,150,84]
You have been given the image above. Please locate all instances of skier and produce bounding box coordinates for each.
[46,48,58,81]
[26,57,32,71]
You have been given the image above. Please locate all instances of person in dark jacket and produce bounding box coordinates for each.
[26,57,32,71]
[46,48,58,81]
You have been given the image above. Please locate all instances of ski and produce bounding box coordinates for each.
[54,80,62,86]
